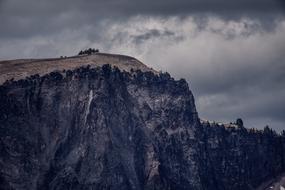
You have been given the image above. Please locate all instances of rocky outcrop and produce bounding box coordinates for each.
[0,65,201,190]
[0,55,284,190]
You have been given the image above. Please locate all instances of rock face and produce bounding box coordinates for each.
[0,54,284,190]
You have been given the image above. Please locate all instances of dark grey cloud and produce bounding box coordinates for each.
[132,29,175,44]
[0,0,284,131]
[0,0,284,40]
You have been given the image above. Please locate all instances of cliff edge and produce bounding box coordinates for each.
[0,54,284,190]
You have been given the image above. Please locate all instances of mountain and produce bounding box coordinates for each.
[0,53,284,190]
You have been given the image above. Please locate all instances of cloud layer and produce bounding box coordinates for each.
[0,0,284,131]
[98,17,285,130]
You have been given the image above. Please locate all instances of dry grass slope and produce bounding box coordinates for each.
[0,53,157,85]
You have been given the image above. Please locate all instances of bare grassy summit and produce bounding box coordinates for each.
[0,53,156,85]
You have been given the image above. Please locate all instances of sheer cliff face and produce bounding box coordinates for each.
[0,65,201,190]
[0,56,284,190]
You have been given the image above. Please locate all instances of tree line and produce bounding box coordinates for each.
[78,48,99,55]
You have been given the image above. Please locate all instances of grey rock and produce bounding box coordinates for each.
[0,59,284,190]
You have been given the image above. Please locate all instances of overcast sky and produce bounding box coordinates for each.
[0,0,284,131]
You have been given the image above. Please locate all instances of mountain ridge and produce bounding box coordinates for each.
[0,53,156,85]
[0,53,284,190]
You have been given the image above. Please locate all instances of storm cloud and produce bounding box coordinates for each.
[0,0,284,131]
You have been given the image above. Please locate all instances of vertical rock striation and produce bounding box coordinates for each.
[0,55,284,190]
[0,65,201,190]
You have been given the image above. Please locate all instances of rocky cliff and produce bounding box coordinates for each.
[0,54,284,190]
